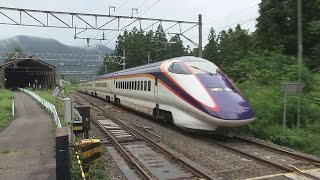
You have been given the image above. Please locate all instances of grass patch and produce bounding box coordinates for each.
[165,139,176,149]
[0,148,10,154]
[0,89,14,128]
[71,147,108,180]
[71,128,108,179]
[237,82,320,156]
[32,89,66,127]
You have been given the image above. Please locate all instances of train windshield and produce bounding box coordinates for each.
[185,61,219,75]
[168,62,192,75]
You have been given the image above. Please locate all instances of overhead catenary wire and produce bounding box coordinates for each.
[201,16,258,44]
[92,0,132,41]
[105,0,161,46]
[203,4,258,29]
[200,5,277,44]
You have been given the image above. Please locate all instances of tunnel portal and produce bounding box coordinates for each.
[0,59,56,89]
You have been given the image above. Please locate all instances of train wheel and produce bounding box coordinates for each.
[106,96,111,102]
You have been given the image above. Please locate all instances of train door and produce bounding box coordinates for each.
[154,77,159,104]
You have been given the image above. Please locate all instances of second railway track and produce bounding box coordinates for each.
[205,136,320,179]
[74,92,222,180]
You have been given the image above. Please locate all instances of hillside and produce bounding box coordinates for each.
[0,35,113,81]
[0,35,113,55]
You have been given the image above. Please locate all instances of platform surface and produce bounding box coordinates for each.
[0,91,55,180]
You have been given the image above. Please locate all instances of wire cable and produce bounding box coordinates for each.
[105,0,161,46]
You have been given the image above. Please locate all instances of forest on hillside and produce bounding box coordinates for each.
[99,0,320,155]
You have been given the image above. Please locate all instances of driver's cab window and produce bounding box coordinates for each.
[168,62,191,75]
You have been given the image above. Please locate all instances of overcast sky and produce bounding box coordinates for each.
[0,0,261,49]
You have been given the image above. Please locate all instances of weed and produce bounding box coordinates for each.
[0,149,10,154]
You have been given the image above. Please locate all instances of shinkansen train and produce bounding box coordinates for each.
[79,56,255,133]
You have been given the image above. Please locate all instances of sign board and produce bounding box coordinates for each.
[53,86,60,97]
[281,82,303,93]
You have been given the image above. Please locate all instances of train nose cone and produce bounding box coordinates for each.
[197,74,255,120]
[209,90,255,120]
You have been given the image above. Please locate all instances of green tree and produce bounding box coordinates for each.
[167,34,186,59]
[255,0,320,70]
[203,28,220,64]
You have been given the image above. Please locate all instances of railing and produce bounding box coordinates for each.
[18,88,62,128]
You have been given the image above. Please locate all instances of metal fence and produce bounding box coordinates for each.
[18,88,62,128]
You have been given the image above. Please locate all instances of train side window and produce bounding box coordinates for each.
[144,81,147,91]
[137,81,140,90]
[130,81,132,90]
[134,81,137,90]
[116,82,118,88]
[148,81,151,91]
[140,81,142,90]
[126,81,128,89]
[121,82,123,89]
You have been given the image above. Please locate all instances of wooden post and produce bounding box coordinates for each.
[56,127,71,180]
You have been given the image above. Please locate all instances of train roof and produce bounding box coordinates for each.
[84,56,208,82]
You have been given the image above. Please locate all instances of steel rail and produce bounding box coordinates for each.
[74,95,154,180]
[207,137,320,180]
[206,138,294,173]
[234,136,320,166]
[75,92,219,180]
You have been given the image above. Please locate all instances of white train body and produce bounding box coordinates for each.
[79,56,255,132]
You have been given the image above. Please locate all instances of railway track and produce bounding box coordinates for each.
[205,136,320,180]
[74,93,221,180]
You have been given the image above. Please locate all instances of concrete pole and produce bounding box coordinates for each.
[283,86,287,132]
[198,14,203,58]
[123,49,126,70]
[297,0,302,128]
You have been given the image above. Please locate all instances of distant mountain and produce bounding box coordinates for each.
[0,35,114,81]
[0,35,113,55]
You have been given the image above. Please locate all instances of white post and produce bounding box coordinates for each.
[64,98,72,142]
[12,100,15,117]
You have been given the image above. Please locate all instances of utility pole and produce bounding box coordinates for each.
[104,61,108,73]
[123,49,126,70]
[148,52,151,64]
[297,0,302,128]
[198,14,203,58]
